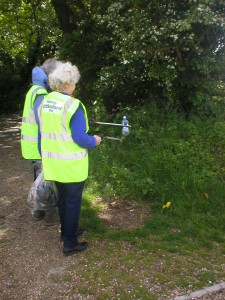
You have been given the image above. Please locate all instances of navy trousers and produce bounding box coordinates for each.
[55,181,85,248]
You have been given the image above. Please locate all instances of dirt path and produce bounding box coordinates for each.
[0,114,64,299]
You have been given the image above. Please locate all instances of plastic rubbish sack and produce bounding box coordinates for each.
[27,171,58,214]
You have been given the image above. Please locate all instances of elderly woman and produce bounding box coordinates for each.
[38,62,102,256]
[22,58,61,225]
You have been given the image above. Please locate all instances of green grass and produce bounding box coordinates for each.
[70,190,225,299]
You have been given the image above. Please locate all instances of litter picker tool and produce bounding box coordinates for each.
[91,121,131,128]
[91,115,131,142]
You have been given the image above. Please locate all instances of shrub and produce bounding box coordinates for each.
[88,104,225,227]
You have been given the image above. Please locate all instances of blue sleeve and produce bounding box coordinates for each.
[33,95,44,156]
[71,107,96,148]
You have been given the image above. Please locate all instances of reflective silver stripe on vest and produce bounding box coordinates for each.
[25,87,44,123]
[32,86,43,98]
[42,150,88,160]
[37,102,43,130]
[41,132,73,142]
[22,116,37,124]
[61,97,78,135]
[21,135,38,142]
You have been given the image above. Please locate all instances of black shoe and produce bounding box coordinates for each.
[78,228,85,236]
[60,228,85,242]
[63,242,89,256]
[44,207,60,226]
[44,213,61,226]
[33,210,45,221]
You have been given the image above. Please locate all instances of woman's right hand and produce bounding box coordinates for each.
[94,135,102,146]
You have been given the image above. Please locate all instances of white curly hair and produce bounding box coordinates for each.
[48,62,81,91]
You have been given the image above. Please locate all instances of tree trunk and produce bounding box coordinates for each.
[51,0,75,33]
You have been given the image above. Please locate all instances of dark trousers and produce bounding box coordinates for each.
[55,181,85,248]
[32,160,42,181]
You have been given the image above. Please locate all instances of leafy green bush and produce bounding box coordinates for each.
[92,1,225,115]
[88,104,225,230]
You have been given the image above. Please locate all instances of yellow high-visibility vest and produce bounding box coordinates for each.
[39,91,89,183]
[21,85,48,159]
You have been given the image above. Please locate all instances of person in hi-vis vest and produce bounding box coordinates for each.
[21,59,61,224]
[39,62,102,256]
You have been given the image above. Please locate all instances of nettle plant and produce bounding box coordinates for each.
[95,0,225,115]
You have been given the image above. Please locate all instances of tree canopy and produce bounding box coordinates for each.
[0,0,224,115]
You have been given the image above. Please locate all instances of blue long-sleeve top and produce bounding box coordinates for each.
[70,106,96,148]
[33,95,44,154]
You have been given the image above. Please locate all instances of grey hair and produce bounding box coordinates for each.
[41,59,61,76]
[48,62,81,91]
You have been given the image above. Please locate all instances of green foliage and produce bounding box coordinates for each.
[55,1,114,105]
[91,0,225,114]
[1,0,225,115]
[88,104,225,237]
[0,0,60,112]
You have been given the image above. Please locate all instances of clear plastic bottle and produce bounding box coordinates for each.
[122,116,130,136]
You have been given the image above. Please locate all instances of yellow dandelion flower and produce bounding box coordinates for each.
[165,201,171,208]
[162,201,172,209]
